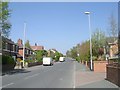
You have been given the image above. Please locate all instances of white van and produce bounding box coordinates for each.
[59,57,65,62]
[43,57,53,66]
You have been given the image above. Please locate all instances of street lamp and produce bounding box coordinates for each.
[23,22,26,68]
[84,11,93,70]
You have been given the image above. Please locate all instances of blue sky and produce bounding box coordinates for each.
[9,2,118,54]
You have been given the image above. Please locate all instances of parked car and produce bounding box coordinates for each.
[43,57,53,66]
[59,57,65,62]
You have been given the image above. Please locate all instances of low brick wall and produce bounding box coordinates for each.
[106,63,120,87]
[93,61,107,72]
[28,62,43,67]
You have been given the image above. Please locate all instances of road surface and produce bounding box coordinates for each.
[2,59,75,88]
[1,58,119,89]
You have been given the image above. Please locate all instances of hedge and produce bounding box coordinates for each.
[2,55,16,65]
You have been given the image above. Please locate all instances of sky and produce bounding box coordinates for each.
[9,2,118,54]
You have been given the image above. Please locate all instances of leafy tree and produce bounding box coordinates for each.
[79,41,90,61]
[49,50,55,59]
[66,40,90,62]
[54,52,61,61]
[66,50,71,57]
[25,40,31,49]
[41,50,48,57]
[70,46,78,59]
[0,2,11,37]
[35,50,48,62]
[92,29,106,60]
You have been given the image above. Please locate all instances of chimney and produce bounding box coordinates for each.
[18,39,23,46]
[35,43,37,46]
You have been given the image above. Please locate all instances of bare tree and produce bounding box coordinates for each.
[107,13,118,42]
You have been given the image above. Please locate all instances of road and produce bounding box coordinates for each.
[2,59,75,88]
[1,58,119,89]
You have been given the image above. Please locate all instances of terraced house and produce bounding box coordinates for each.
[17,39,35,60]
[1,36,19,60]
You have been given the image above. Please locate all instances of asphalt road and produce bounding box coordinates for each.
[2,59,75,88]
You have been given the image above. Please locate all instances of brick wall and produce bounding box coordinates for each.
[94,61,108,72]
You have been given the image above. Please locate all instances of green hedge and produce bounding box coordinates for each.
[2,55,15,65]
[26,60,35,63]
[37,58,42,62]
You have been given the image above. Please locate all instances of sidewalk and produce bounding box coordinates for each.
[75,62,119,88]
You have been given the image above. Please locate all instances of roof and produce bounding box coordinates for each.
[19,46,33,51]
[31,46,44,51]
[1,36,18,46]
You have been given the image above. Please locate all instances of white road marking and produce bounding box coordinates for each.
[24,73,39,80]
[2,83,14,88]
[73,61,76,89]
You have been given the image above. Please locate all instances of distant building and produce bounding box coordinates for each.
[17,39,34,59]
[108,40,118,59]
[1,36,19,60]
[47,49,57,56]
[31,43,44,51]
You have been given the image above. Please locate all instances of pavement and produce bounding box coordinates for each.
[75,62,119,88]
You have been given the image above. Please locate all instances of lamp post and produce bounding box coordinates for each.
[23,22,26,68]
[84,11,93,70]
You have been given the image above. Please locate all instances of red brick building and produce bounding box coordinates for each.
[17,39,34,59]
[31,43,44,51]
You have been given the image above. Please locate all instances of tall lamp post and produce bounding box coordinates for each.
[23,22,26,68]
[84,11,93,70]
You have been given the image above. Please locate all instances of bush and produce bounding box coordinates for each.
[37,58,42,63]
[2,55,15,65]
[76,57,80,62]
[92,56,97,61]
[25,59,35,63]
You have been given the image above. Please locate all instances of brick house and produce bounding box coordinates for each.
[47,49,57,56]
[1,36,19,60]
[31,43,44,51]
[17,39,34,60]
[108,40,118,59]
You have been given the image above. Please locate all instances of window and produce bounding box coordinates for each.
[2,41,6,49]
[13,45,15,51]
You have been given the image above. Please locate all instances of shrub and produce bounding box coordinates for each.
[2,55,15,65]
[37,58,42,63]
[92,56,97,61]
[76,57,80,62]
[26,60,35,63]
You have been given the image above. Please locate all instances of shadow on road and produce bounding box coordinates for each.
[2,69,31,76]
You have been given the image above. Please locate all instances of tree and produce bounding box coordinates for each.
[0,2,11,37]
[79,41,90,61]
[54,52,61,61]
[66,50,71,57]
[35,50,48,62]
[107,13,118,42]
[25,40,31,49]
[66,41,90,62]
[70,46,78,59]
[92,28,106,60]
